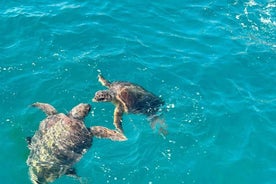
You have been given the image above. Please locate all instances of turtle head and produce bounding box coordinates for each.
[69,103,91,120]
[92,90,115,102]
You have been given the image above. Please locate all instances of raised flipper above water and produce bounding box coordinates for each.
[98,74,112,88]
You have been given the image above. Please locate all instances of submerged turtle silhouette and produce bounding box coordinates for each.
[92,74,167,135]
[26,102,126,184]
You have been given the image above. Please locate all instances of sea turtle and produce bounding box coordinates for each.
[26,102,126,184]
[92,74,167,135]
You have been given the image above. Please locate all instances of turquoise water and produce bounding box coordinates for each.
[1,0,275,183]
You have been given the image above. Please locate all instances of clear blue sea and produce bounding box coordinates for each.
[0,0,275,184]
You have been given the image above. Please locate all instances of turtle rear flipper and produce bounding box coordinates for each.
[32,102,57,116]
[90,126,127,141]
[65,168,78,177]
[26,136,32,146]
[64,168,85,184]
[149,115,168,137]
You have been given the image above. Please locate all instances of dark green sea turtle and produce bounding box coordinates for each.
[92,74,167,135]
[27,102,126,184]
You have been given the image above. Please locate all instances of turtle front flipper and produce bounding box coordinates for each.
[113,105,124,133]
[98,74,111,88]
[90,126,127,141]
[32,102,57,116]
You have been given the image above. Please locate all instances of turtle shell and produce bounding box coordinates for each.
[110,82,164,115]
[27,113,92,184]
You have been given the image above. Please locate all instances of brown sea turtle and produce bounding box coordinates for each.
[26,102,126,184]
[92,74,167,135]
